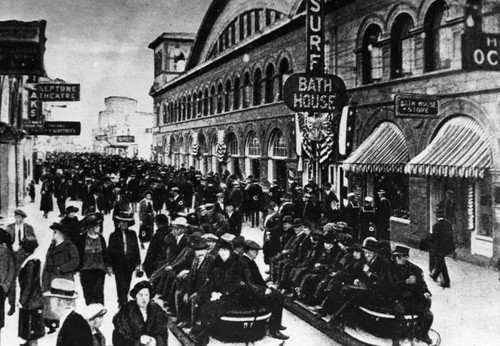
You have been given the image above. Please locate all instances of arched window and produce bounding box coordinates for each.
[265,63,275,103]
[197,90,203,117]
[175,99,180,122]
[233,77,241,110]
[225,80,231,112]
[178,136,185,154]
[278,58,290,101]
[391,14,414,78]
[217,83,223,113]
[182,96,187,120]
[243,72,251,108]
[187,94,192,119]
[253,68,262,106]
[163,103,168,124]
[227,132,239,155]
[269,129,288,157]
[192,93,197,117]
[203,88,209,116]
[246,131,261,156]
[424,1,451,72]
[199,134,207,154]
[210,86,216,114]
[362,24,383,84]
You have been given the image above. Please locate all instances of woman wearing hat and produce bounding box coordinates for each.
[18,236,45,346]
[42,222,80,334]
[60,206,81,244]
[112,280,169,346]
[75,214,112,305]
[40,177,54,219]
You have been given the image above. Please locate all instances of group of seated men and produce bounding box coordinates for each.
[267,217,434,346]
[143,212,289,346]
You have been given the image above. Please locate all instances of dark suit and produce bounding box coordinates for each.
[213,201,228,219]
[108,228,141,306]
[240,254,284,331]
[429,218,455,286]
[143,225,171,277]
[376,197,392,240]
[56,311,93,346]
[227,210,242,236]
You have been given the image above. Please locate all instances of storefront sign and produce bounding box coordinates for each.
[283,73,347,112]
[0,20,46,75]
[462,32,500,71]
[394,93,439,118]
[117,135,135,143]
[306,0,325,74]
[44,121,81,135]
[28,89,42,120]
[37,83,80,101]
[22,119,45,134]
[95,135,107,141]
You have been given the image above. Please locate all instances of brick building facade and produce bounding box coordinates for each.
[150,0,500,263]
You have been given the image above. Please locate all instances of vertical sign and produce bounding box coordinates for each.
[306,0,324,74]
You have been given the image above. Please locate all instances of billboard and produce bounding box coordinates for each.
[0,20,46,75]
[37,83,80,101]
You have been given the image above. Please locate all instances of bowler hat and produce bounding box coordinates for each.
[115,211,135,222]
[14,209,27,218]
[243,240,262,251]
[43,278,78,299]
[65,206,79,214]
[49,222,68,234]
[392,245,410,257]
[362,238,379,252]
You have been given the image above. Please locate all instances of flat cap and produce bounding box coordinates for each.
[243,240,262,251]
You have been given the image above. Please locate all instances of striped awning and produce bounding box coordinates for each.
[405,117,492,179]
[342,122,408,173]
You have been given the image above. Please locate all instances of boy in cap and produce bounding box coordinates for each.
[239,240,289,340]
[45,278,93,346]
[388,246,433,345]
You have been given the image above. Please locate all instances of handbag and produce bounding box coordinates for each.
[139,224,153,243]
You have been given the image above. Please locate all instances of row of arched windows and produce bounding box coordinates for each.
[168,129,288,158]
[362,0,451,84]
[157,57,291,126]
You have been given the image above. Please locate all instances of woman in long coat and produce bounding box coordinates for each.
[40,178,54,218]
[112,280,169,346]
[18,236,45,345]
[42,222,80,333]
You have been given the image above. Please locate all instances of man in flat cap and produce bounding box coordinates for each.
[388,246,433,345]
[239,240,288,340]
[6,209,36,316]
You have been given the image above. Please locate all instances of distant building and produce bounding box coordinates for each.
[92,97,153,159]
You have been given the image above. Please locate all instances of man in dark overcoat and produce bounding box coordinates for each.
[142,214,171,277]
[429,208,456,288]
[108,211,141,307]
[375,190,392,240]
[239,240,288,340]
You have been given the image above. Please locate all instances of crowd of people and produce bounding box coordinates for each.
[0,152,456,346]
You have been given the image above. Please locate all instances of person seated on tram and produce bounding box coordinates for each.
[319,238,389,323]
[288,229,325,293]
[316,243,365,315]
[269,218,303,282]
[278,221,314,292]
[388,246,433,346]
[239,240,289,340]
[201,233,219,257]
[297,231,350,306]
[174,239,214,330]
[189,238,243,346]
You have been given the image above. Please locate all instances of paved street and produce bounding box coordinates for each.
[2,190,500,345]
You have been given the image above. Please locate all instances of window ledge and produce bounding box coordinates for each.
[474,234,493,242]
[390,216,411,225]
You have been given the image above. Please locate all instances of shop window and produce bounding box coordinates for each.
[246,132,261,157]
[265,63,275,103]
[233,77,241,110]
[424,0,452,72]
[253,68,262,106]
[391,14,414,78]
[227,132,239,155]
[225,80,231,112]
[478,178,493,237]
[374,173,410,219]
[362,24,383,84]
[270,130,288,157]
